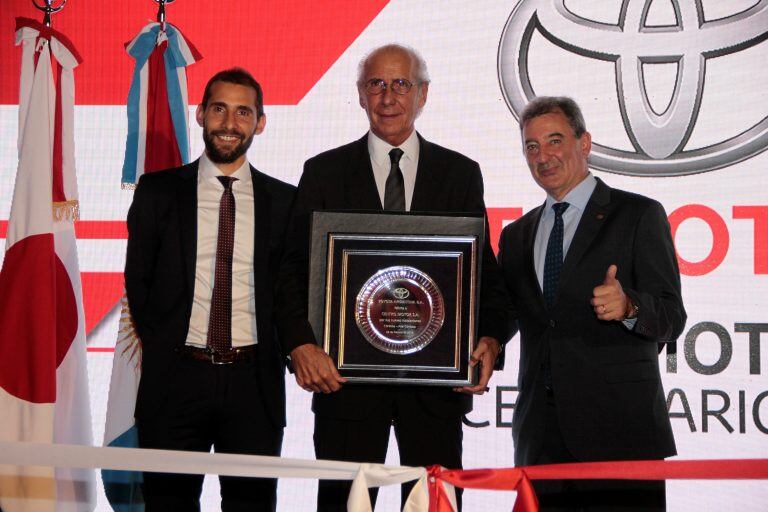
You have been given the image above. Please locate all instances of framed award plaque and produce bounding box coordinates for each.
[308,211,485,386]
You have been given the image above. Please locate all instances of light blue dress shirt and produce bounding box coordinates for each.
[533,173,636,328]
[533,173,597,291]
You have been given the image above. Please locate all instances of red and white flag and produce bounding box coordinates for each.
[0,18,95,512]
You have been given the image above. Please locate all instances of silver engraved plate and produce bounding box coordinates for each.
[355,266,445,354]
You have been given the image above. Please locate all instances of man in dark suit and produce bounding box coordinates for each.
[497,96,686,511]
[276,44,510,510]
[125,68,295,511]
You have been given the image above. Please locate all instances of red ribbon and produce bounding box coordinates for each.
[426,459,768,512]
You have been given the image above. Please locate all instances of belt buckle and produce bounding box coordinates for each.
[209,349,233,365]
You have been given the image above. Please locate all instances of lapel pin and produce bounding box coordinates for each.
[596,213,605,220]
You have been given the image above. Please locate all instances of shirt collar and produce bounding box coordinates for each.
[198,152,252,184]
[367,130,420,167]
[544,172,597,214]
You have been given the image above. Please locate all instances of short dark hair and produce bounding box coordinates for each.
[519,96,586,138]
[201,67,264,118]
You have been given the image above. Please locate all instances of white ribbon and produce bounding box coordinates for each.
[348,463,430,511]
[0,441,453,512]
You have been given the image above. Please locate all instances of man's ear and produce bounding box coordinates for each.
[580,130,592,158]
[417,82,429,109]
[254,113,267,135]
[359,89,367,110]
[195,104,205,128]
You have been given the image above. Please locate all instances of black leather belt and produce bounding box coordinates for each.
[177,345,257,364]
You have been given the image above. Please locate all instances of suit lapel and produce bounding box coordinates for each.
[559,179,612,288]
[346,134,383,210]
[177,161,199,305]
[251,167,270,340]
[524,203,548,312]
[411,134,441,211]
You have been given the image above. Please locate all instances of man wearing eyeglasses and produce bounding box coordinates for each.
[276,44,511,510]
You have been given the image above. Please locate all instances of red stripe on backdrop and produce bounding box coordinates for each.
[3,210,517,244]
[2,209,519,334]
[0,220,127,239]
[80,272,125,334]
[2,211,517,242]
[0,209,519,334]
[2,1,389,105]
[487,207,523,254]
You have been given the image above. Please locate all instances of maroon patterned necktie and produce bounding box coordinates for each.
[206,176,237,353]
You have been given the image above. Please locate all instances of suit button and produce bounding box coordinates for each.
[549,319,556,328]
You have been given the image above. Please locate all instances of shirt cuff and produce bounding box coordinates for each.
[622,318,638,330]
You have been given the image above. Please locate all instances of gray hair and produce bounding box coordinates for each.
[356,44,431,86]
[519,96,587,138]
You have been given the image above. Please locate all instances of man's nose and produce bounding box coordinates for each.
[536,146,549,164]
[223,110,237,129]
[380,85,396,105]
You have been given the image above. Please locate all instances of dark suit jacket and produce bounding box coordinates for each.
[498,178,685,466]
[125,160,296,427]
[276,133,511,420]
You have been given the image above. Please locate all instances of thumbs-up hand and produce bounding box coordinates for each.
[591,264,628,321]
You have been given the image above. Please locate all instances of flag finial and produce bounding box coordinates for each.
[32,0,67,28]
[155,0,177,26]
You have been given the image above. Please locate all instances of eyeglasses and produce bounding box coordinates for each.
[363,78,417,95]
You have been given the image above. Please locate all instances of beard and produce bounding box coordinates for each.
[202,126,255,165]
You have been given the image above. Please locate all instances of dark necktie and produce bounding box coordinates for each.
[543,202,570,309]
[207,176,237,353]
[384,148,405,211]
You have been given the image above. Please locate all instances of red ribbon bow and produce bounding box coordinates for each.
[426,459,768,512]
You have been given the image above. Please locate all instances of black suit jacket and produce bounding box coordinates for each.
[125,160,295,427]
[498,178,685,466]
[276,133,511,420]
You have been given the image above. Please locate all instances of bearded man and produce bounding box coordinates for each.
[125,67,295,512]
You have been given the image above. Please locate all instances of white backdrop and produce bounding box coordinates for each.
[1,1,767,510]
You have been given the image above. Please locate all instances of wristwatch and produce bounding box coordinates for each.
[625,297,639,320]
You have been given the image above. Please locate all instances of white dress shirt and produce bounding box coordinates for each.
[368,130,420,211]
[186,153,257,348]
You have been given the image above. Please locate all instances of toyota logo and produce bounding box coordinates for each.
[392,287,410,300]
[498,0,768,176]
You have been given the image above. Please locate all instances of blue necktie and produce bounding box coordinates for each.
[543,202,569,391]
[543,202,569,309]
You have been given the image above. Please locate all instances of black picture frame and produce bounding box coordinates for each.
[308,211,485,386]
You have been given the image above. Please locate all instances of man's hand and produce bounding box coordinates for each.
[289,343,346,393]
[591,264,629,321]
[454,336,501,395]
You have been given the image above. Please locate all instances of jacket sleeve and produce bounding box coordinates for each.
[496,224,520,341]
[624,200,687,342]
[274,161,324,355]
[462,162,515,366]
[124,175,160,342]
